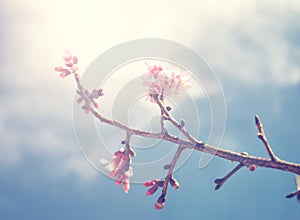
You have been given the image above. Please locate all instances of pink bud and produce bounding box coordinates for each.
[144,180,156,187]
[248,164,257,172]
[115,179,122,186]
[169,177,180,189]
[115,175,124,186]
[73,56,78,64]
[123,178,130,193]
[77,97,83,103]
[94,102,99,109]
[54,66,63,72]
[154,202,164,210]
[154,194,166,210]
[146,185,158,196]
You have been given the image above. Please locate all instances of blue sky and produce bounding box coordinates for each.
[1,0,300,219]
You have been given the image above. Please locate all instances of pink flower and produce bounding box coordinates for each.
[101,148,135,193]
[55,51,105,114]
[54,50,79,78]
[145,63,163,79]
[141,63,191,102]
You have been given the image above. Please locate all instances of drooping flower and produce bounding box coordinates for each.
[101,148,135,193]
[142,62,191,102]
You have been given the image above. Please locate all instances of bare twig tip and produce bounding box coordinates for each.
[215,185,221,190]
[255,115,260,126]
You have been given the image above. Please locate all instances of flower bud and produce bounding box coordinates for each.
[248,164,257,172]
[115,178,122,186]
[146,185,158,196]
[73,56,78,64]
[154,194,166,210]
[54,66,63,72]
[166,106,172,111]
[123,177,130,193]
[169,177,180,189]
[144,180,156,187]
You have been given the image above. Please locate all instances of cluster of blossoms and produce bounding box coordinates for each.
[142,63,191,102]
[101,147,135,193]
[54,54,190,209]
[144,177,180,210]
[54,50,79,78]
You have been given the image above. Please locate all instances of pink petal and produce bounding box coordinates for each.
[77,97,83,103]
[73,56,78,64]
[54,66,63,72]
[59,70,71,78]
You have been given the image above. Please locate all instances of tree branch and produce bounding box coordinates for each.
[55,56,300,210]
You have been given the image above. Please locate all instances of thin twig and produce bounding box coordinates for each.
[286,190,300,201]
[124,131,135,158]
[255,115,278,161]
[154,95,198,144]
[160,108,167,134]
[214,162,244,190]
[162,146,184,195]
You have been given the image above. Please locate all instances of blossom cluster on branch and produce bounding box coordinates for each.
[142,63,191,102]
[54,51,300,210]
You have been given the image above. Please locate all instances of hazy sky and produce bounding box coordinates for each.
[1,0,300,219]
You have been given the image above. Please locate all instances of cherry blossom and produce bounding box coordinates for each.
[54,50,79,78]
[142,63,192,102]
[101,148,134,193]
